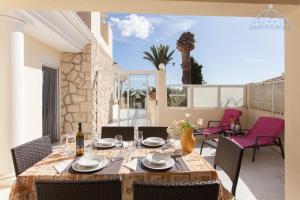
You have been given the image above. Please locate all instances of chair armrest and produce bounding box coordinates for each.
[207,120,220,127]
[254,135,277,146]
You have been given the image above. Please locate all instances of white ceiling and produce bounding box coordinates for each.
[16,10,94,52]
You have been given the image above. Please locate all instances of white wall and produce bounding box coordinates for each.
[22,34,61,144]
[91,12,101,41]
[23,67,43,142]
[100,23,113,56]
[24,34,60,69]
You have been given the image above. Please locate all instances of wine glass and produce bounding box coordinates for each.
[61,133,75,155]
[166,127,175,147]
[137,131,143,148]
[115,135,123,147]
[84,142,93,155]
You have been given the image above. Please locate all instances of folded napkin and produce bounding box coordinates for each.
[123,158,138,171]
[53,159,73,173]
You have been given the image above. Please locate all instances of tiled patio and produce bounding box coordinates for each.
[197,137,284,200]
[108,106,148,127]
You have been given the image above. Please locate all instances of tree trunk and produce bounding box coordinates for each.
[181,51,191,84]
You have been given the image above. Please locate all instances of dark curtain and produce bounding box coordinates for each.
[42,66,58,143]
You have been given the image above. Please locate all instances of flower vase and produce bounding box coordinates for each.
[180,127,195,153]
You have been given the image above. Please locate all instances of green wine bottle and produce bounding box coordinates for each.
[76,123,84,156]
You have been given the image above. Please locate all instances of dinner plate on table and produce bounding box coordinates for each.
[141,155,175,170]
[72,155,109,173]
[93,138,116,148]
[141,137,165,147]
[146,153,169,165]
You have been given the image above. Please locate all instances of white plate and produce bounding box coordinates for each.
[146,153,170,165]
[142,137,165,147]
[93,138,116,148]
[141,156,175,170]
[77,155,100,168]
[72,156,109,172]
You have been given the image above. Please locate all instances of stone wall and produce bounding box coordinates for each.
[90,43,116,134]
[60,43,116,136]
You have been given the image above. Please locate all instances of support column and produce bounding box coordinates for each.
[156,69,166,126]
[285,10,300,199]
[0,13,25,175]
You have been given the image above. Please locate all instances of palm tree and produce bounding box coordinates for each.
[143,44,175,70]
[176,32,195,84]
[190,56,204,84]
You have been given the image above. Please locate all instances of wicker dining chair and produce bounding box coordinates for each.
[101,126,134,141]
[11,135,52,176]
[36,179,122,200]
[138,126,168,140]
[133,181,220,200]
[214,136,244,196]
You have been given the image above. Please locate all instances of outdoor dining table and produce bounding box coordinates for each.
[9,141,234,200]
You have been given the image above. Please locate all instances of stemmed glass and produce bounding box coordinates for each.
[115,135,123,147]
[61,133,76,155]
[84,142,93,155]
[166,127,175,147]
[137,131,143,148]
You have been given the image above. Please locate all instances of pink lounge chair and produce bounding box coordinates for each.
[203,108,243,134]
[230,117,284,162]
[199,108,242,154]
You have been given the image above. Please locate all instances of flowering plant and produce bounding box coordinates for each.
[173,113,203,130]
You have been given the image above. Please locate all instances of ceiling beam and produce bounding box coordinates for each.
[159,0,300,5]
[1,0,299,17]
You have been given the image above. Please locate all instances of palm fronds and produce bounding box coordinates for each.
[143,44,175,70]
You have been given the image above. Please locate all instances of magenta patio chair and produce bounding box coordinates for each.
[229,117,284,162]
[199,108,242,154]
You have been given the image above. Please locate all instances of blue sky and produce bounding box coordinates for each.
[108,14,284,85]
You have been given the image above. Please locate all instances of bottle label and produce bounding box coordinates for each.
[76,139,84,149]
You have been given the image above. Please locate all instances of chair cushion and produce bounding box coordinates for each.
[231,117,284,148]
[230,135,271,148]
[220,109,242,129]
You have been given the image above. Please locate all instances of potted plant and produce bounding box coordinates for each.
[175,113,202,153]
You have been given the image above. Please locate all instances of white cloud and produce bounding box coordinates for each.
[147,16,197,37]
[110,14,153,39]
[147,16,167,25]
[163,19,197,36]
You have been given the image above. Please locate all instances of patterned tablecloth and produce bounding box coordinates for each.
[9,142,234,200]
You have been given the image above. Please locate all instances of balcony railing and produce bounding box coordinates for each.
[248,81,284,114]
[167,84,246,108]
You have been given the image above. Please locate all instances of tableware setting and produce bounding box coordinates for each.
[144,152,174,169]
[141,152,175,170]
[71,155,109,172]
[93,138,116,148]
[141,137,165,147]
